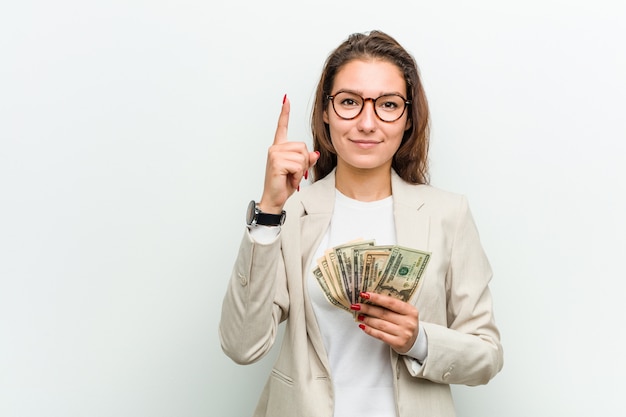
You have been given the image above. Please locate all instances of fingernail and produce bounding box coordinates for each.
[360,292,370,300]
[350,304,361,311]
[283,94,287,104]
[297,185,300,192]
[357,315,365,322]
[358,324,366,330]
[304,170,308,180]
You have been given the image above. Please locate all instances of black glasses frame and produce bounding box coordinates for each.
[326,91,411,123]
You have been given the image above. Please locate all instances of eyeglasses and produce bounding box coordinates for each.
[326,91,411,123]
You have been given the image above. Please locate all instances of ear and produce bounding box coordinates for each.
[323,109,329,124]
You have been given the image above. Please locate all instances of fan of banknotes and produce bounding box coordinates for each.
[312,239,431,314]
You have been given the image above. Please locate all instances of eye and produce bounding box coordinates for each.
[377,95,404,112]
[334,92,363,108]
[380,101,399,109]
[340,98,359,106]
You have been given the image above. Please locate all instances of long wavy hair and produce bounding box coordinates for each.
[311,30,430,184]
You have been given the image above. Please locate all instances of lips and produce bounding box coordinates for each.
[351,139,381,144]
[350,139,382,149]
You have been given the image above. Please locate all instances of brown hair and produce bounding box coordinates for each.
[311,30,430,184]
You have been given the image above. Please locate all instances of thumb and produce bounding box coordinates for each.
[309,150,321,168]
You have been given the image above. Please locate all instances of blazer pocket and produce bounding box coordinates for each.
[270,368,294,386]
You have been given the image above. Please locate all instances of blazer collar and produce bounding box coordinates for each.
[300,168,426,210]
[391,169,430,252]
[298,170,336,262]
[299,168,430,252]
[300,170,337,216]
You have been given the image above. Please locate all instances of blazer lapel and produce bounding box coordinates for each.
[391,171,431,310]
[299,172,336,270]
[298,171,336,372]
[390,171,431,369]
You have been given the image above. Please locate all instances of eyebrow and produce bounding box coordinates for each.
[332,88,406,98]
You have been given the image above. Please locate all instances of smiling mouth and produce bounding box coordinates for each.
[351,139,382,144]
[350,139,382,150]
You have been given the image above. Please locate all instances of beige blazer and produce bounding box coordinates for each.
[219,169,503,417]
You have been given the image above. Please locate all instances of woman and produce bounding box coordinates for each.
[219,30,503,417]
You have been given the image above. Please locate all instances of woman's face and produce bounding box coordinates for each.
[323,59,411,174]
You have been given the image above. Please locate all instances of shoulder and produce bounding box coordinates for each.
[415,185,469,220]
[392,168,461,199]
[417,184,467,207]
[392,173,468,214]
[413,183,462,198]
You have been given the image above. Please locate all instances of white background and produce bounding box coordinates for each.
[1,1,625,416]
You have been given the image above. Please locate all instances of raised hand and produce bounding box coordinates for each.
[259,95,320,214]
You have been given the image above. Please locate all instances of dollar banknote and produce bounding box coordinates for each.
[312,265,350,311]
[313,239,430,315]
[333,240,375,304]
[373,245,430,302]
[361,248,393,293]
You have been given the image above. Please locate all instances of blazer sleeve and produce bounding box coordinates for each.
[406,196,504,386]
[218,229,290,365]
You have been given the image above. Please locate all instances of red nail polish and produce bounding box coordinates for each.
[283,94,287,104]
[359,324,366,330]
[297,185,300,192]
[304,170,308,180]
[350,304,361,311]
[357,315,365,321]
[360,292,370,300]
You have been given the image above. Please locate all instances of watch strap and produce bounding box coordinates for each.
[255,210,286,226]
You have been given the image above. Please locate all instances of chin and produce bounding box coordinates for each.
[343,158,392,172]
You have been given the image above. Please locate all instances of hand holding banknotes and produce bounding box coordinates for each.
[353,291,420,354]
[313,238,430,352]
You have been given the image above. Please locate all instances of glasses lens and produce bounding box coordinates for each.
[374,95,407,122]
[333,92,363,119]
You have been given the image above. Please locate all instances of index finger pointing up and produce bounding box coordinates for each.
[273,94,290,145]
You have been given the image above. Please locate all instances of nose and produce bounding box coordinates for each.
[356,98,377,131]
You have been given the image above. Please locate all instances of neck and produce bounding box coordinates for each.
[335,165,392,202]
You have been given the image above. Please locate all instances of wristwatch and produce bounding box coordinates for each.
[246,200,286,227]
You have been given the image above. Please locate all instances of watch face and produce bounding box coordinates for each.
[246,200,257,225]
